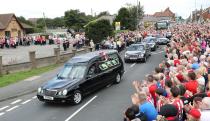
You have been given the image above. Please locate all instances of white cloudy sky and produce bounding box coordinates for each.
[0,0,209,19]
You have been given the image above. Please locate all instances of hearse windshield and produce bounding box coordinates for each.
[57,65,86,79]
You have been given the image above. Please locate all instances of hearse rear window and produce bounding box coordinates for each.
[99,54,120,71]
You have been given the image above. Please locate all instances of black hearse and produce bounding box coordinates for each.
[37,50,124,104]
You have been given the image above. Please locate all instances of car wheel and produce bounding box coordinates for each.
[115,73,121,84]
[124,59,129,63]
[73,90,82,105]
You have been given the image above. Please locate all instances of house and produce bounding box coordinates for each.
[153,7,175,21]
[0,13,32,38]
[192,6,210,22]
[201,7,210,21]
[142,15,159,27]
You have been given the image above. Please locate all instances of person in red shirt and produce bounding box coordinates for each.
[146,75,157,107]
[155,88,165,113]
[173,54,180,67]
[169,86,184,121]
[184,71,199,95]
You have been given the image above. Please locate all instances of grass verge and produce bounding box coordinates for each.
[0,64,59,87]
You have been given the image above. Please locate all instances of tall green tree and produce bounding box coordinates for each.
[85,19,114,43]
[64,9,94,32]
[114,7,130,30]
[114,3,144,30]
[97,11,110,18]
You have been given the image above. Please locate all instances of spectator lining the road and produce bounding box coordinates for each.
[124,23,210,121]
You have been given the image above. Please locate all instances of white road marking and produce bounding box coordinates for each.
[11,99,22,105]
[24,76,40,82]
[6,105,19,112]
[21,99,32,105]
[64,96,98,121]
[0,106,9,111]
[130,63,136,68]
[151,51,164,55]
[32,96,37,99]
[0,112,5,116]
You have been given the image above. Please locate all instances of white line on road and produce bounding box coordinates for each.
[151,51,164,55]
[6,105,19,112]
[0,106,9,111]
[64,96,98,121]
[32,96,37,99]
[11,99,22,105]
[21,99,32,105]
[0,112,5,116]
[130,63,136,68]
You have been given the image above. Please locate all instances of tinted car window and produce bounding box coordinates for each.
[58,65,86,79]
[128,45,144,51]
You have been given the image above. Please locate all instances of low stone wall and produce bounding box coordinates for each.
[0,47,91,75]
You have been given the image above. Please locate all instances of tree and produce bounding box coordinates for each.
[126,2,144,30]
[64,9,93,32]
[17,16,33,26]
[85,19,114,44]
[114,3,144,30]
[97,11,110,18]
[114,7,130,30]
[52,17,65,28]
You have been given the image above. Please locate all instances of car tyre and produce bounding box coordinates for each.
[115,73,121,84]
[124,59,129,63]
[72,90,82,105]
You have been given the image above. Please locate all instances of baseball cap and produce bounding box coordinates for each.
[159,104,178,121]
[188,108,201,119]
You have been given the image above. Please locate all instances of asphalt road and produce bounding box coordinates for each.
[0,47,164,121]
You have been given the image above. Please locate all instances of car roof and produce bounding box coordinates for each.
[67,50,118,64]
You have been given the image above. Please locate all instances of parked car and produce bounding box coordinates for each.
[142,37,158,51]
[37,50,124,104]
[124,43,151,63]
[157,38,170,45]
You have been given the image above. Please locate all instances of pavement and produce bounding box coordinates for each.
[0,47,164,121]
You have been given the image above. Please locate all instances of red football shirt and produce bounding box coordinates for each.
[184,80,198,94]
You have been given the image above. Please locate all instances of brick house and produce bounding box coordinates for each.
[0,13,25,38]
[201,7,210,21]
[153,7,175,21]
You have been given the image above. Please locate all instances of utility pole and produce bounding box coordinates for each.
[195,0,197,23]
[43,12,47,33]
[136,0,139,30]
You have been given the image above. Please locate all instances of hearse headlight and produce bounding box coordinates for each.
[139,54,144,57]
[62,89,68,96]
[38,87,42,93]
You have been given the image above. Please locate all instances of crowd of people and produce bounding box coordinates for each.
[124,23,210,121]
[0,33,87,51]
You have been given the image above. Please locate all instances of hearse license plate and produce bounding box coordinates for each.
[130,57,137,60]
[43,96,54,100]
